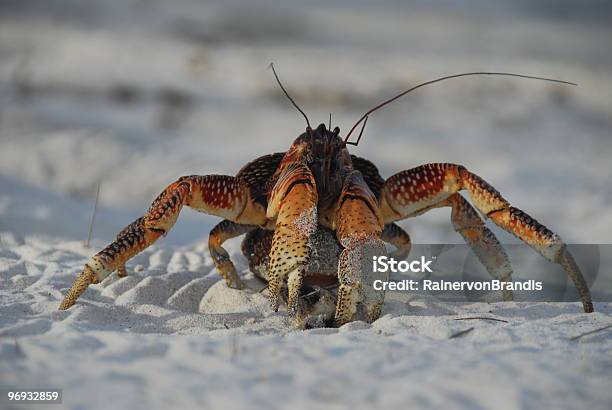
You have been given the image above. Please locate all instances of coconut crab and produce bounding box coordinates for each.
[59,67,594,327]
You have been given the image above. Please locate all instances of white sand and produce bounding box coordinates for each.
[1,1,611,409]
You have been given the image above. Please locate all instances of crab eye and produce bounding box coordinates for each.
[333,126,340,135]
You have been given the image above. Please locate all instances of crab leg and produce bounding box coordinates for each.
[380,163,593,312]
[209,220,257,289]
[440,193,513,301]
[334,171,386,326]
[382,223,412,259]
[401,192,514,300]
[266,163,318,317]
[59,175,266,310]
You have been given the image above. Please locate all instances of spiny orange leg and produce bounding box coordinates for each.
[209,220,257,289]
[380,163,593,312]
[436,193,513,301]
[334,171,386,327]
[266,163,318,321]
[59,175,266,310]
[382,223,412,259]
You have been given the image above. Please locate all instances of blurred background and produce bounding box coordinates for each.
[1,0,611,245]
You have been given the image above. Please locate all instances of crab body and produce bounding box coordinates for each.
[60,79,594,327]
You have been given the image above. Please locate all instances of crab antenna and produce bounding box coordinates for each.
[346,116,368,146]
[269,63,311,129]
[344,72,577,143]
[329,112,332,131]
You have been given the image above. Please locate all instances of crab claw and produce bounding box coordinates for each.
[335,235,388,327]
